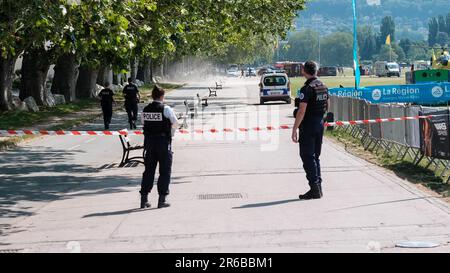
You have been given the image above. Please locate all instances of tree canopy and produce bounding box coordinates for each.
[0,0,306,110]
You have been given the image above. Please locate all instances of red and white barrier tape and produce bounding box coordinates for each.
[324,115,438,127]
[0,115,442,137]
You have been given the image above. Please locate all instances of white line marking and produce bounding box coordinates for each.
[84,138,96,144]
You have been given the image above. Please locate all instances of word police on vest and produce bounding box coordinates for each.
[143,112,163,121]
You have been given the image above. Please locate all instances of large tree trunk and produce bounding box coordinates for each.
[76,66,99,98]
[137,63,144,82]
[130,58,138,82]
[0,55,16,111]
[137,58,153,84]
[96,66,112,87]
[19,48,51,105]
[149,58,154,83]
[51,53,79,102]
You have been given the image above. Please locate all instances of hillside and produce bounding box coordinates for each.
[296,0,450,41]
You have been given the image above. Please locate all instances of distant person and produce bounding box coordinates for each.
[123,78,141,129]
[140,85,179,209]
[292,61,330,200]
[98,82,115,130]
[241,69,245,78]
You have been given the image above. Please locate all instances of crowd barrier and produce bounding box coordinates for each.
[330,95,450,184]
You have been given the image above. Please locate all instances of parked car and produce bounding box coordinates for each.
[259,72,291,105]
[246,68,257,77]
[318,66,338,76]
[257,67,273,76]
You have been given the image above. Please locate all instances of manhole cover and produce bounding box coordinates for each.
[198,193,244,200]
[395,241,440,249]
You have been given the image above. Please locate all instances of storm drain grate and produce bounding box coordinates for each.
[198,193,244,200]
[0,249,22,253]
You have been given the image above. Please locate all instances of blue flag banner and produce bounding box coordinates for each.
[352,0,360,89]
[329,82,450,104]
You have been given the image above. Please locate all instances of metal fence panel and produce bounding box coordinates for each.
[379,104,393,141]
[337,96,344,121]
[330,95,338,116]
[342,96,349,121]
[405,106,421,148]
[349,97,357,121]
[369,103,381,139]
[390,105,407,145]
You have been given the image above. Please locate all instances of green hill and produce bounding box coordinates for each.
[297,0,450,41]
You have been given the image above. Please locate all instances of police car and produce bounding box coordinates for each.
[259,72,292,105]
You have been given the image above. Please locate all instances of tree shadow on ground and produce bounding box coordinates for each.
[0,146,134,222]
[0,145,193,226]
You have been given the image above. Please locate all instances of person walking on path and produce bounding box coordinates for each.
[98,83,115,130]
[123,78,141,129]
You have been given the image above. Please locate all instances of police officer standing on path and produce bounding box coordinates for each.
[140,85,178,209]
[123,78,140,129]
[98,82,115,130]
[292,61,330,200]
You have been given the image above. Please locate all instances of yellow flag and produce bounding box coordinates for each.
[385,35,391,45]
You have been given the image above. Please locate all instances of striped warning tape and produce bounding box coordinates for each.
[0,115,443,137]
[324,115,438,127]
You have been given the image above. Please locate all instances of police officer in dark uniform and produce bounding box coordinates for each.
[98,82,115,130]
[123,78,140,129]
[292,61,330,200]
[140,86,178,209]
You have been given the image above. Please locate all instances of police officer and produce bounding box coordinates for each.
[123,78,140,129]
[291,61,330,200]
[98,82,115,130]
[140,85,178,209]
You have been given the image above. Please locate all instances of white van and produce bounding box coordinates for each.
[374,61,400,77]
[259,72,291,105]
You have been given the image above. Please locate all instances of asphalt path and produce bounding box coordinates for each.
[0,77,449,253]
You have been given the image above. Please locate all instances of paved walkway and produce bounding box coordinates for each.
[0,78,449,253]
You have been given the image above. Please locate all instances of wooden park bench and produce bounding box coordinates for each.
[208,87,218,97]
[119,132,145,167]
[197,94,209,107]
[215,82,223,90]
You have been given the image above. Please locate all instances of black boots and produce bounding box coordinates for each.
[299,184,323,200]
[140,194,170,209]
[140,195,151,209]
[158,195,171,209]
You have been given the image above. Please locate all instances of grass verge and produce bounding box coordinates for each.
[0,99,97,130]
[0,82,185,150]
[0,100,103,151]
[326,128,450,199]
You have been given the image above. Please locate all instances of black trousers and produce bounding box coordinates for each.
[299,116,324,187]
[125,103,138,125]
[101,104,113,128]
[140,136,173,196]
